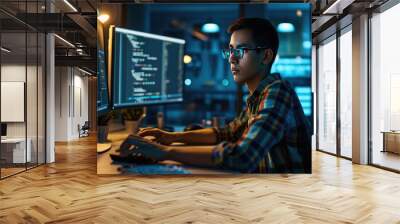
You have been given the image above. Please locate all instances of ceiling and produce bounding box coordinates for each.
[0,0,392,75]
[0,0,97,72]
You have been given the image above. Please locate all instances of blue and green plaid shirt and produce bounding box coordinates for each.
[211,73,311,173]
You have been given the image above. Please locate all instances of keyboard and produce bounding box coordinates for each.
[110,152,155,164]
[122,164,192,175]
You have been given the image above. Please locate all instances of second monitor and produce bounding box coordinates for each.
[111,27,185,108]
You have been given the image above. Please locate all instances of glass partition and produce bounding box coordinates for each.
[27,30,38,169]
[370,3,400,171]
[339,27,352,158]
[0,30,28,178]
[0,1,46,179]
[317,35,337,155]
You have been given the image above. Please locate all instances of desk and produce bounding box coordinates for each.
[97,131,233,175]
[1,138,31,163]
[382,131,400,154]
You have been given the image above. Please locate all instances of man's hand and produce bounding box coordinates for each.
[137,128,177,145]
[120,134,170,162]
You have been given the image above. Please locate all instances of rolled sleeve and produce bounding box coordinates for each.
[213,110,248,143]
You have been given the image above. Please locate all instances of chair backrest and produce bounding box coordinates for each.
[81,121,90,130]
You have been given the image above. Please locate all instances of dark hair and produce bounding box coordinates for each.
[228,17,279,69]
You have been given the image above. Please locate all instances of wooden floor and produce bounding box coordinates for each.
[1,167,26,178]
[1,135,400,223]
[1,163,44,178]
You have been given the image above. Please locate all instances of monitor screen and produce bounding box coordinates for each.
[97,49,109,114]
[112,27,185,108]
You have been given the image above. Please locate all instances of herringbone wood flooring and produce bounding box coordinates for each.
[1,135,400,223]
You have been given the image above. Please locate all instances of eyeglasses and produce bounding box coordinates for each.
[221,47,269,60]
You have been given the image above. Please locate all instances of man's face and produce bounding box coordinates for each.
[228,29,265,84]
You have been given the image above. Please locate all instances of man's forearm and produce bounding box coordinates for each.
[172,128,218,145]
[165,145,216,168]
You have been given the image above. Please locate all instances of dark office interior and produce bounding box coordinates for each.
[0,0,399,223]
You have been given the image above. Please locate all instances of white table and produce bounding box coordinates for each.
[1,138,31,163]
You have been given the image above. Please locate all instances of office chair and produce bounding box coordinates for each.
[78,121,90,138]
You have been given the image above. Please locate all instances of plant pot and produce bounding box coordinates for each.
[97,126,109,143]
[125,120,140,134]
[108,117,125,132]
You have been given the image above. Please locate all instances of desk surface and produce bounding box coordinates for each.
[97,131,233,175]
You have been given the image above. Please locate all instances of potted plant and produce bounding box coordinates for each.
[107,109,124,132]
[121,107,146,134]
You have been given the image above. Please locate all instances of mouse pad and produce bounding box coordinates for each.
[119,164,192,175]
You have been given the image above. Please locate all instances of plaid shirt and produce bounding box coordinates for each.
[211,73,311,173]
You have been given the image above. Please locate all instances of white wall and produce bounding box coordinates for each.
[1,65,41,137]
[1,65,27,138]
[54,67,89,141]
[55,66,69,141]
[1,64,45,163]
[73,73,89,137]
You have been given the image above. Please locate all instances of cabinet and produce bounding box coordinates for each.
[382,131,400,154]
[1,138,32,164]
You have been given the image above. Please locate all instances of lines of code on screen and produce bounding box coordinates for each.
[113,28,184,107]
[97,49,109,113]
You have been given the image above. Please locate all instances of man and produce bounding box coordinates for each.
[121,17,311,173]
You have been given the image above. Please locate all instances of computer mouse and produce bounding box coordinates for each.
[184,123,204,131]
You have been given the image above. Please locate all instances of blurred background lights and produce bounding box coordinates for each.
[183,55,192,64]
[277,23,295,33]
[222,79,229,87]
[184,78,192,86]
[97,14,110,23]
[201,23,220,33]
[303,40,312,49]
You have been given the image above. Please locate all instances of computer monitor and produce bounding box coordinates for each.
[110,26,185,108]
[97,49,109,115]
[1,123,7,137]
